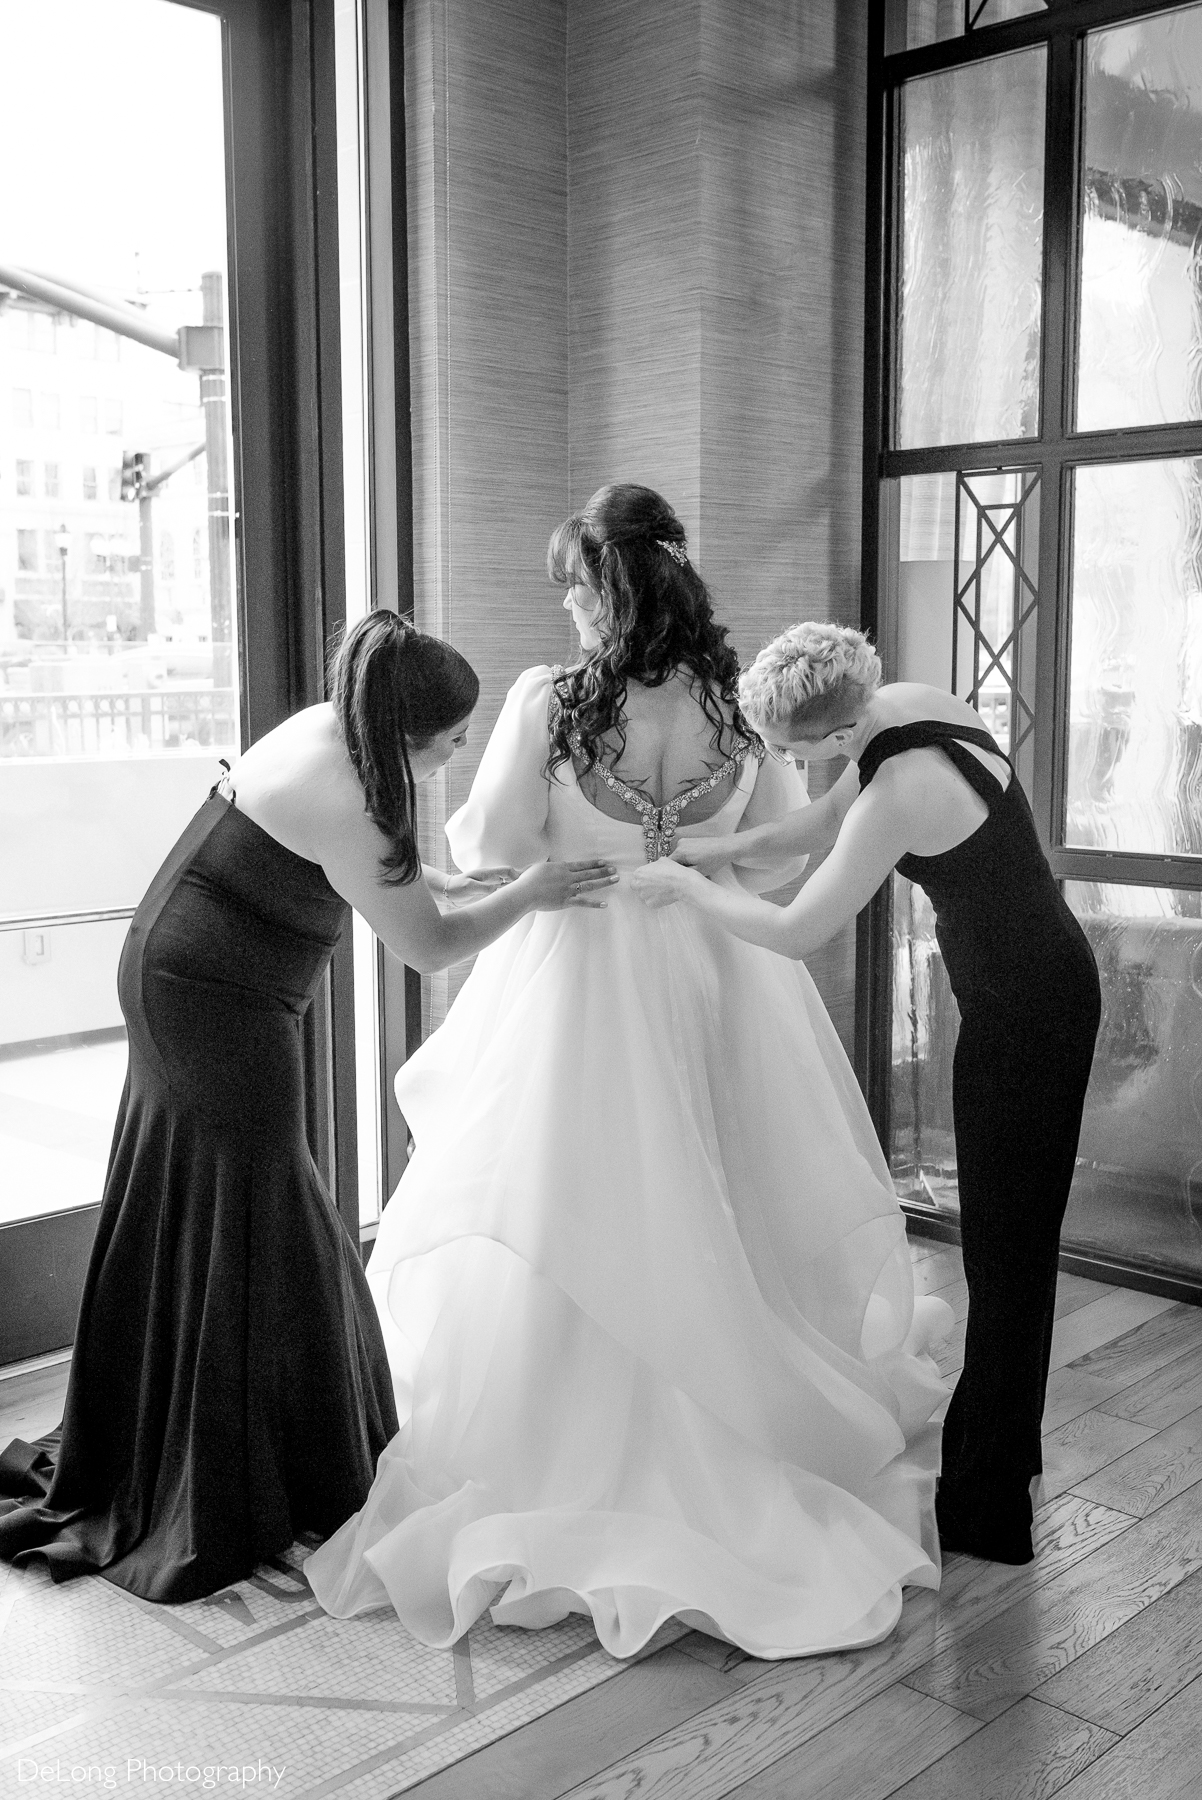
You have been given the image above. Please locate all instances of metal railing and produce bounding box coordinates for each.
[0,688,236,758]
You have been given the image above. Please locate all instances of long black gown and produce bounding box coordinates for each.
[0,793,398,1602]
[856,722,1101,1562]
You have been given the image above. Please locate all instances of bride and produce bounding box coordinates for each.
[306,484,951,1659]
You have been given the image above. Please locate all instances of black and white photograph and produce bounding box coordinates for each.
[2,0,1202,1795]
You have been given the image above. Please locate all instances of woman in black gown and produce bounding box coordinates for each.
[631,621,1100,1565]
[0,611,615,1602]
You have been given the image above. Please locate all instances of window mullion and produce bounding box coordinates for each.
[1031,29,1077,854]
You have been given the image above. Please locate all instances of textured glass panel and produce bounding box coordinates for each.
[890,872,961,1213]
[1077,6,1202,432]
[1066,459,1202,858]
[899,49,1046,448]
[1065,882,1202,1281]
[891,876,1202,1282]
[886,0,1046,55]
[896,468,1040,791]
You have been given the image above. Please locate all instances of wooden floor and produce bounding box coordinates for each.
[3,1239,1201,1800]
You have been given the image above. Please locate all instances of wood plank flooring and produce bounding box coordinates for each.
[403,1237,1202,1800]
[3,1239,1200,1800]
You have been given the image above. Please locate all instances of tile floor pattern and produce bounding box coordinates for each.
[0,1540,683,1800]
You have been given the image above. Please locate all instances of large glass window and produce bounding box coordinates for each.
[0,0,238,1233]
[872,0,1202,1292]
[898,48,1047,447]
[1077,8,1202,432]
[1066,456,1202,860]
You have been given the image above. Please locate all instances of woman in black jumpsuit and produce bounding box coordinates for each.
[631,622,1101,1565]
[0,612,615,1602]
[854,722,1100,1559]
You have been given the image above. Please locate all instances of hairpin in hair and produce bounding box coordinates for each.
[657,539,688,566]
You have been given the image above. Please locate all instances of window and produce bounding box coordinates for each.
[160,531,175,580]
[869,0,1202,1293]
[103,397,122,435]
[44,461,59,498]
[82,465,97,500]
[108,467,122,501]
[12,388,32,428]
[0,0,357,1359]
[79,395,98,434]
[15,459,33,496]
[16,528,37,571]
[40,392,60,430]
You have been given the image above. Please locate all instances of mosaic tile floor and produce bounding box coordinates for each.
[0,1540,680,1799]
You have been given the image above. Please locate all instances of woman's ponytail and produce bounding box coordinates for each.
[330,611,479,885]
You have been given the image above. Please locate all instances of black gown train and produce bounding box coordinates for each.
[856,722,1101,1559]
[0,793,398,1602]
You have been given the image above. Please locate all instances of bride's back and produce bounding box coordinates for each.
[576,672,741,819]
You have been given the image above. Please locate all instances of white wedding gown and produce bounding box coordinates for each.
[306,666,951,1659]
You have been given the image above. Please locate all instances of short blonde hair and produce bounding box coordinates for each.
[739,621,881,737]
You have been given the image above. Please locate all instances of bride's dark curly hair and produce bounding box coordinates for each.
[546,483,753,775]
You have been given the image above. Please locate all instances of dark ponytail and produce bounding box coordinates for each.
[330,610,480,884]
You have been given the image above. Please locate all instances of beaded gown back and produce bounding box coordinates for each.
[307,667,952,1658]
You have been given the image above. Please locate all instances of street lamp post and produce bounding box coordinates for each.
[55,524,71,644]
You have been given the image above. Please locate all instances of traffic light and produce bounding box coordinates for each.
[119,450,147,502]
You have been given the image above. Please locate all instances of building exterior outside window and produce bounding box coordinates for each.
[40,392,60,430]
[79,395,97,433]
[15,460,33,496]
[82,465,97,500]
[102,397,122,434]
[16,528,37,571]
[12,388,32,428]
[44,461,59,499]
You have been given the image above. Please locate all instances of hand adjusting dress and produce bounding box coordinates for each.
[856,722,1101,1556]
[0,792,399,1602]
[306,667,952,1659]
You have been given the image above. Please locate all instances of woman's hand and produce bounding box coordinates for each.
[629,859,709,910]
[442,867,520,906]
[515,859,619,911]
[670,837,742,877]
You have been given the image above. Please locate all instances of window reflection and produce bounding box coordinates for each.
[1077,4,1202,432]
[1066,457,1202,860]
[899,48,1046,448]
[1065,881,1202,1280]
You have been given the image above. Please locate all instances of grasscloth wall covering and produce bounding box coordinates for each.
[405,0,866,1044]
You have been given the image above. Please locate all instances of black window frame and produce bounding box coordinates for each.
[861,0,1202,1301]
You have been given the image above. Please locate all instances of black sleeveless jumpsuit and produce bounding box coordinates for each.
[857,722,1101,1562]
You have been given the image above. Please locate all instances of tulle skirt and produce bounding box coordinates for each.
[306,887,950,1658]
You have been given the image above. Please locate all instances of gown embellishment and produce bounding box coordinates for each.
[548,669,765,861]
[579,740,762,861]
